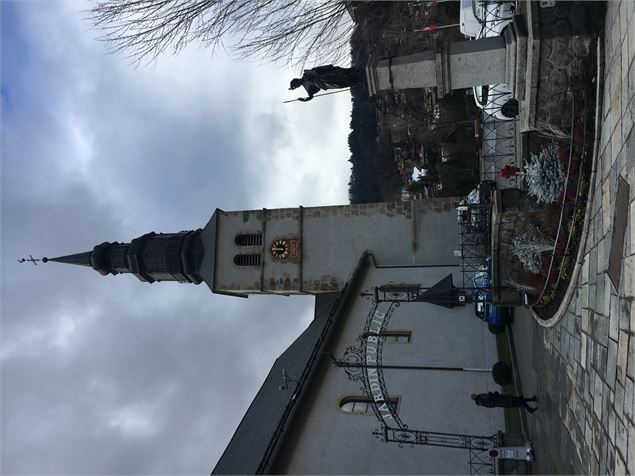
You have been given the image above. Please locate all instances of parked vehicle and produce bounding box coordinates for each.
[473,84,514,121]
[472,257,513,333]
[460,0,515,39]
[456,181,494,229]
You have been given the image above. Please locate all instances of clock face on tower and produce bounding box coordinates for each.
[270,239,300,260]
[271,240,290,259]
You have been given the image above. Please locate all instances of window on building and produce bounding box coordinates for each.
[233,254,262,267]
[234,234,262,247]
[339,396,399,415]
[361,330,412,344]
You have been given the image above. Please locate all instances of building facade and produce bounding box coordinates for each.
[213,256,503,474]
[45,198,504,474]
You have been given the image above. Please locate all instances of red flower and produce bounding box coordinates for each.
[498,164,520,178]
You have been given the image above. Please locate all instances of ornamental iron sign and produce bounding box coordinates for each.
[340,300,406,429]
[374,426,497,452]
[333,281,497,475]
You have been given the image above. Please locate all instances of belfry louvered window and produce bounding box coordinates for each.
[233,254,262,267]
[234,233,262,246]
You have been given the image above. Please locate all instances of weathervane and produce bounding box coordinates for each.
[17,254,46,265]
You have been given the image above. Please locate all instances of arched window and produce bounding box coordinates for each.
[233,254,262,267]
[234,233,262,247]
[338,396,399,415]
[361,330,412,344]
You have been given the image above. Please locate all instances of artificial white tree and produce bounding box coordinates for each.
[524,144,565,204]
[512,223,554,274]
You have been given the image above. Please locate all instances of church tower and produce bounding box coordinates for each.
[46,198,459,297]
[44,230,205,284]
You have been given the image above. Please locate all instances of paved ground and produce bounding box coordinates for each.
[513,1,635,474]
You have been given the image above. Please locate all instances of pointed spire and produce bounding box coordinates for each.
[43,230,205,284]
[43,251,92,267]
[42,242,112,275]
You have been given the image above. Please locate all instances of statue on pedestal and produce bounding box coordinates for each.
[289,65,364,102]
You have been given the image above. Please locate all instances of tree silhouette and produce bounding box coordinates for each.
[89,0,354,67]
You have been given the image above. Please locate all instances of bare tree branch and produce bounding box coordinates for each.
[87,0,354,68]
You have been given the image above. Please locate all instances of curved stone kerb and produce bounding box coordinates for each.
[532,36,604,328]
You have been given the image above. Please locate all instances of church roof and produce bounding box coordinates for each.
[211,254,371,475]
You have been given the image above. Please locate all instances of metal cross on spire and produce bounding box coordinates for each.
[17,254,44,265]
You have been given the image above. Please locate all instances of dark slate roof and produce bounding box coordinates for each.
[211,294,341,475]
[212,254,370,475]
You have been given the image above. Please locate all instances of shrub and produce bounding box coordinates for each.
[512,224,554,274]
[492,361,513,386]
[524,144,565,204]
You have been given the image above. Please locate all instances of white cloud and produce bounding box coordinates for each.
[244,89,352,208]
[106,399,166,438]
[2,0,347,473]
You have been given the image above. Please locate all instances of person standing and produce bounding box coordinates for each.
[471,392,538,413]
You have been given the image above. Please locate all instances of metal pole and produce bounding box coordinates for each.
[331,358,490,373]
[283,88,351,104]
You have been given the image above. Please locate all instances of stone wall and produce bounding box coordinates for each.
[534,2,604,131]
[492,189,541,305]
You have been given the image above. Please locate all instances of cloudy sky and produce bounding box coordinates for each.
[1,1,352,473]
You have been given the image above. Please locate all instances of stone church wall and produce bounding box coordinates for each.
[214,209,265,292]
[274,265,503,474]
[212,198,460,295]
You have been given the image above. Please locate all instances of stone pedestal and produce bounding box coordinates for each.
[366,36,507,98]
[366,51,436,95]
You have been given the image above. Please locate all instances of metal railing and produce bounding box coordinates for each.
[528,93,588,308]
[459,202,492,287]
[475,0,516,38]
[481,107,520,190]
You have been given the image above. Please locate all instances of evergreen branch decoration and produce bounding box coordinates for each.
[524,144,565,204]
[512,224,554,274]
